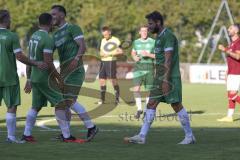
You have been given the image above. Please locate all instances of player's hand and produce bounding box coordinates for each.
[24,80,32,94]
[102,53,108,58]
[133,56,140,62]
[162,80,170,95]
[218,45,226,52]
[36,61,48,70]
[141,50,149,57]
[116,48,123,55]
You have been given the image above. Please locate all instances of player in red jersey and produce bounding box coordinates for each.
[218,24,240,122]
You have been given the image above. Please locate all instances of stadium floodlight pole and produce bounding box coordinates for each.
[197,0,234,64]
[207,26,229,64]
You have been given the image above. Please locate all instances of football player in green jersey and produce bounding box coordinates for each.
[125,11,195,145]
[51,5,98,141]
[0,10,47,143]
[22,13,84,143]
[131,25,155,119]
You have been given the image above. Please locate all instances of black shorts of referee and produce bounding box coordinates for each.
[99,60,117,79]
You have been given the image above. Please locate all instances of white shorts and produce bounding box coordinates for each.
[227,75,240,91]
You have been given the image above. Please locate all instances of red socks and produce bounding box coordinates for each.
[228,92,240,108]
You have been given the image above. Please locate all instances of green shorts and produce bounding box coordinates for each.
[0,83,20,107]
[32,82,64,109]
[133,65,154,90]
[63,66,85,100]
[149,77,182,104]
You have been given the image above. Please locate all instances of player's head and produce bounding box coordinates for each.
[0,10,10,29]
[101,26,111,39]
[228,24,240,37]
[145,11,164,34]
[51,5,66,26]
[39,13,52,30]
[139,25,148,39]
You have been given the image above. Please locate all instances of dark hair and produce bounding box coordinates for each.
[102,26,111,32]
[145,11,164,25]
[234,23,240,31]
[51,5,66,16]
[39,13,52,26]
[0,10,10,23]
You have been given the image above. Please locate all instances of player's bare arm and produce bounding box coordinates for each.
[100,51,108,58]
[218,44,240,60]
[16,52,48,70]
[74,38,86,59]
[162,51,173,94]
[112,47,123,56]
[131,50,140,62]
[67,38,86,72]
[141,50,155,59]
[24,65,32,94]
[226,50,240,60]
[43,53,64,90]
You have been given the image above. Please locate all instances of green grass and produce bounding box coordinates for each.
[1,78,240,160]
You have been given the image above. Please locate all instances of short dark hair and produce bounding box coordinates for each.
[145,11,164,25]
[51,5,66,16]
[0,10,10,24]
[102,26,111,32]
[234,23,240,31]
[39,13,52,26]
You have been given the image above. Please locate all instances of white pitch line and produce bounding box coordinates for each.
[35,118,59,131]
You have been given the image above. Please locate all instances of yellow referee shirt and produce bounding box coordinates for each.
[100,36,121,61]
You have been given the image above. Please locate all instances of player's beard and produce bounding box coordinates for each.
[150,27,159,34]
[52,18,59,27]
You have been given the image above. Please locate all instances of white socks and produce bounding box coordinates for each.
[134,92,142,111]
[138,107,193,140]
[139,109,156,138]
[134,91,150,111]
[24,108,38,136]
[55,109,71,139]
[144,97,150,112]
[227,108,235,117]
[71,102,94,129]
[177,108,193,138]
[145,97,149,104]
[135,97,142,111]
[6,113,17,140]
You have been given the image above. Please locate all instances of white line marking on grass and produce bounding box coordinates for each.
[35,118,59,131]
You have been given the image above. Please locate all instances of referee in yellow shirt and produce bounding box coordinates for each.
[98,26,123,105]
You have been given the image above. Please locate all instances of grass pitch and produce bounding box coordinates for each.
[0,78,240,160]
